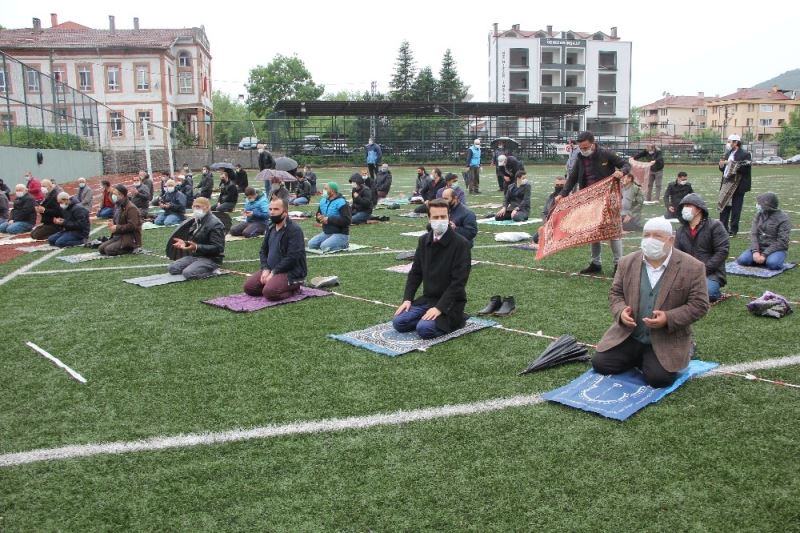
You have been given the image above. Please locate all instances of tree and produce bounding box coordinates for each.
[437,49,468,101]
[389,41,416,101]
[411,67,438,101]
[774,109,800,157]
[246,54,324,117]
[628,106,642,141]
[210,91,254,147]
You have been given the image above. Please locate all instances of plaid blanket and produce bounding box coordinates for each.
[536,176,623,260]
[628,158,652,198]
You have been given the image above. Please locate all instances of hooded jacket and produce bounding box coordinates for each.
[317,192,352,235]
[374,169,393,194]
[244,192,269,222]
[750,192,791,256]
[675,193,730,286]
[349,174,373,215]
[60,198,91,239]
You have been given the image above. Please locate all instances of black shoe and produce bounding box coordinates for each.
[493,296,516,317]
[579,263,602,275]
[478,295,502,315]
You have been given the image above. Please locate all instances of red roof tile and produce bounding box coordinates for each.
[0,26,200,50]
[640,95,714,110]
[711,88,791,102]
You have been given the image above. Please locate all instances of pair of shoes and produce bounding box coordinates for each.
[478,295,516,317]
[579,262,602,275]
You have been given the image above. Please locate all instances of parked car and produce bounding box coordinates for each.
[238,137,259,150]
[753,155,786,165]
[785,154,800,164]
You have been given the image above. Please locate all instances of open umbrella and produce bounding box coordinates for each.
[165,219,195,260]
[213,211,233,234]
[256,169,297,183]
[210,162,236,171]
[274,156,298,173]
[491,137,519,149]
[519,335,590,375]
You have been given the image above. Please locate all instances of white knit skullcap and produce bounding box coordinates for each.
[643,217,673,236]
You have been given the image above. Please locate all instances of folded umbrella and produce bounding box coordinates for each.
[519,335,590,375]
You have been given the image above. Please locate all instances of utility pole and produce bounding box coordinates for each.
[370,81,377,140]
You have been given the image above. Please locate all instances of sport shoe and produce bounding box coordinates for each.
[493,296,516,317]
[478,295,502,315]
[310,275,339,289]
[579,263,602,275]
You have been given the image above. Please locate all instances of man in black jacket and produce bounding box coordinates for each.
[442,188,477,247]
[496,154,524,192]
[31,179,63,240]
[349,173,373,224]
[719,134,752,237]
[48,192,90,247]
[290,172,312,205]
[212,170,239,212]
[393,199,472,339]
[414,168,446,214]
[168,198,226,279]
[663,171,694,219]
[634,143,665,201]
[0,184,36,234]
[559,131,630,274]
[675,193,730,302]
[197,166,214,199]
[234,164,249,192]
[243,197,307,301]
[258,145,275,171]
[494,170,531,222]
[374,163,393,205]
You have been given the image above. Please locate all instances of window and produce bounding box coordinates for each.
[179,72,193,94]
[598,51,617,70]
[746,118,754,126]
[598,96,616,115]
[660,108,668,116]
[509,48,528,68]
[178,52,191,67]
[598,73,616,92]
[25,67,40,92]
[778,119,785,126]
[168,67,173,93]
[135,64,150,91]
[77,64,93,92]
[110,111,124,138]
[1,113,14,131]
[55,106,70,123]
[759,118,773,126]
[747,104,755,112]
[80,118,94,137]
[136,110,154,137]
[0,68,8,94]
[509,94,528,104]
[106,65,120,92]
[760,104,773,112]
[779,104,786,112]
[52,65,66,93]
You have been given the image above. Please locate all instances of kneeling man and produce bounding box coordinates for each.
[592,217,709,387]
[243,198,307,301]
[168,197,226,279]
[393,199,472,339]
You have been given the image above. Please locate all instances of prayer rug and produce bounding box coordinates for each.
[378,197,410,206]
[628,157,652,198]
[476,218,541,226]
[542,360,719,421]
[225,235,250,242]
[124,271,225,287]
[0,246,24,265]
[471,203,503,209]
[306,243,369,254]
[385,260,480,274]
[512,242,538,252]
[536,176,623,260]
[57,252,111,264]
[202,287,331,312]
[142,221,179,230]
[16,244,60,252]
[401,231,428,237]
[0,237,37,246]
[330,317,497,357]
[725,261,796,278]
[398,212,427,218]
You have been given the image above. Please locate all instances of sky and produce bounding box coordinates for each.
[2,0,798,107]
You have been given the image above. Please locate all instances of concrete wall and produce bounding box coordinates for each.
[102,148,261,175]
[0,146,103,187]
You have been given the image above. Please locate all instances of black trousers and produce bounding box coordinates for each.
[368,163,378,181]
[592,336,678,388]
[720,189,746,235]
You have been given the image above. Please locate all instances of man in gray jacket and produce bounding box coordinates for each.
[736,192,791,270]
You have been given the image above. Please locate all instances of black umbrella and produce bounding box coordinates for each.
[210,162,236,171]
[274,156,298,173]
[165,219,196,260]
[213,211,233,234]
[519,335,590,375]
[491,137,519,149]
[255,169,297,183]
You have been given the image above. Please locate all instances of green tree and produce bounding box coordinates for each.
[411,66,438,101]
[628,106,642,141]
[211,90,254,146]
[245,54,324,117]
[436,49,468,101]
[389,41,416,101]
[773,109,800,157]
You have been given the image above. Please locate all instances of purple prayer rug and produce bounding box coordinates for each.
[203,287,331,312]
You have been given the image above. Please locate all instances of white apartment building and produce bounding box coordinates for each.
[488,24,632,138]
[0,14,212,149]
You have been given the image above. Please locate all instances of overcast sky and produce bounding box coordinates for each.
[3,1,798,106]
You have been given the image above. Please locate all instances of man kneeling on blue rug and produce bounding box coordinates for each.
[592,217,710,387]
[393,199,472,339]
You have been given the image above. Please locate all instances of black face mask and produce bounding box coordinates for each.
[449,201,457,210]
[270,214,285,225]
[554,185,564,194]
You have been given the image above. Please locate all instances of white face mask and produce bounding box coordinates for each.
[519,179,528,186]
[192,209,205,219]
[133,181,141,187]
[641,237,667,260]
[79,183,86,188]
[681,207,695,222]
[579,148,594,157]
[166,187,175,193]
[755,204,763,214]
[678,180,688,185]
[16,191,25,197]
[42,187,49,194]
[726,142,732,150]
[60,203,69,210]
[430,220,449,237]
[351,183,359,190]
[111,194,119,203]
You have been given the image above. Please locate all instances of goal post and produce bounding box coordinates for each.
[142,118,175,179]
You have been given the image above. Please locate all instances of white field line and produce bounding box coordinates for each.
[26,342,87,384]
[0,249,63,287]
[20,264,168,275]
[0,354,797,468]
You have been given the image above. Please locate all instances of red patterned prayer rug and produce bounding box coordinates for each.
[536,176,623,260]
[628,157,652,198]
[0,245,24,265]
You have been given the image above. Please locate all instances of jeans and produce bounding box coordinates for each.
[48,230,85,248]
[0,221,34,234]
[290,197,309,205]
[168,256,220,279]
[707,278,721,302]
[591,239,623,266]
[97,206,114,218]
[351,211,371,225]
[154,213,184,226]
[737,249,787,270]
[308,232,349,252]
[392,303,446,339]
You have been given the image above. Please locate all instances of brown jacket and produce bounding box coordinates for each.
[112,200,143,248]
[596,248,710,372]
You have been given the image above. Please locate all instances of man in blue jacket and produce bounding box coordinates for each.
[465,139,482,194]
[308,182,352,252]
[365,138,382,182]
[154,179,187,226]
[230,187,269,238]
[243,197,307,301]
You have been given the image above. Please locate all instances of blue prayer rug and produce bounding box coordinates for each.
[542,360,719,421]
[330,317,497,357]
[725,261,796,278]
